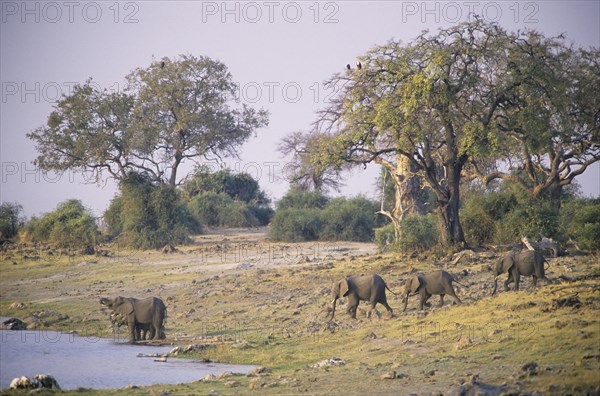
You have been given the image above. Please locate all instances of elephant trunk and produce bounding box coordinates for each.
[403,291,410,312]
[329,298,337,320]
[492,276,499,296]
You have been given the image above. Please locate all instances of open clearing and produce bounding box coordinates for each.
[1,229,599,395]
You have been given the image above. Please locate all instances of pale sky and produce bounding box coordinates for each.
[1,1,599,217]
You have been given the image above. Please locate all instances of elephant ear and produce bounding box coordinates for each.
[410,276,421,294]
[115,298,134,315]
[340,279,350,297]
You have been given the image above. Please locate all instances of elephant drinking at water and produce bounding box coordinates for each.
[100,296,166,343]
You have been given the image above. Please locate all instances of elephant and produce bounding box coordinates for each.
[330,274,395,319]
[492,250,548,295]
[403,270,465,311]
[100,296,166,343]
[110,312,163,341]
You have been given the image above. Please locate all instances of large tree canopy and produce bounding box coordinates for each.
[472,37,600,205]
[310,19,599,246]
[28,55,269,186]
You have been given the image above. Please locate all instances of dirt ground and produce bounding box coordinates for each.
[1,229,599,395]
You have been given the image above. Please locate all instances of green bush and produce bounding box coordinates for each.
[270,192,383,242]
[0,202,23,242]
[561,198,600,252]
[25,199,98,247]
[188,191,264,228]
[104,173,200,249]
[397,213,438,251]
[374,223,396,250]
[461,183,561,246]
[183,166,269,205]
[276,189,329,210]
[374,214,438,252]
[183,167,273,227]
[269,208,323,242]
[493,200,559,244]
[460,195,497,246]
[319,197,378,242]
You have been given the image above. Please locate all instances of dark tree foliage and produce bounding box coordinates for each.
[104,173,200,249]
[183,166,273,228]
[0,202,24,242]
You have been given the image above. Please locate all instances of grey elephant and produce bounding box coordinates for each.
[100,296,166,343]
[330,274,395,319]
[110,312,163,341]
[403,270,465,311]
[492,250,548,295]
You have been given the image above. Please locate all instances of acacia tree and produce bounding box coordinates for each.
[28,55,269,187]
[314,20,517,246]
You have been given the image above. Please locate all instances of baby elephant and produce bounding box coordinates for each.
[330,274,395,319]
[492,249,548,295]
[403,270,466,311]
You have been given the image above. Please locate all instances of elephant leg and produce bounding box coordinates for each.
[438,294,445,307]
[420,292,430,310]
[504,276,512,291]
[381,300,393,316]
[446,288,462,305]
[514,273,520,291]
[349,305,358,319]
[127,322,136,344]
[367,298,377,318]
[532,276,538,290]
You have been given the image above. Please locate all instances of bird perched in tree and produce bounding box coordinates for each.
[356,61,362,70]
[346,63,351,70]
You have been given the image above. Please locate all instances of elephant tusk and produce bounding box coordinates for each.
[331,299,337,304]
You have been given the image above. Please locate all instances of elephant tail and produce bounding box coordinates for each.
[385,283,398,296]
[451,276,469,288]
[543,257,551,270]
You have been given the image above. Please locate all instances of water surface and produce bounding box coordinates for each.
[0,329,256,390]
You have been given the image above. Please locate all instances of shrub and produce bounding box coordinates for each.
[0,202,24,242]
[188,191,264,228]
[25,199,98,247]
[374,223,396,250]
[183,167,269,205]
[493,200,559,244]
[276,189,329,210]
[460,195,497,246]
[269,208,323,242]
[561,198,600,252]
[319,197,378,242]
[104,173,200,249]
[183,167,273,227]
[398,214,438,252]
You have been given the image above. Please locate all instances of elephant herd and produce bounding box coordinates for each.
[100,249,549,343]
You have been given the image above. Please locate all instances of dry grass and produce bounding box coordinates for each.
[1,232,599,395]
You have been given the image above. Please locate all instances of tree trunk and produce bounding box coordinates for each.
[549,182,563,211]
[434,162,465,247]
[376,156,425,241]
